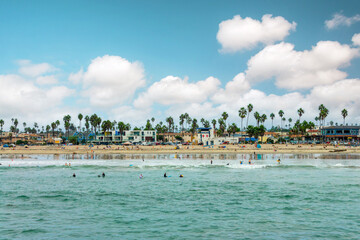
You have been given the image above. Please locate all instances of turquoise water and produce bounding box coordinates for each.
[1,153,359,239]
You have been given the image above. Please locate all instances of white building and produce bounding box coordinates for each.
[96,130,156,143]
[197,128,240,145]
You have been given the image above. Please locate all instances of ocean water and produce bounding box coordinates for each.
[1,153,359,240]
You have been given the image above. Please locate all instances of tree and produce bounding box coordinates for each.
[145,119,152,130]
[297,108,305,122]
[238,107,247,131]
[253,111,260,127]
[341,109,348,125]
[118,121,130,143]
[151,117,155,124]
[288,118,292,128]
[0,119,4,133]
[78,113,83,132]
[260,114,267,125]
[179,114,185,132]
[278,110,284,129]
[270,113,275,129]
[101,120,113,141]
[190,118,198,140]
[222,112,229,127]
[84,115,90,132]
[166,116,174,142]
[227,123,238,142]
[246,104,253,127]
[211,119,217,137]
[218,118,226,137]
[51,122,57,137]
[23,122,26,132]
[63,115,71,139]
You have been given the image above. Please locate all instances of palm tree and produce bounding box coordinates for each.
[288,118,292,129]
[63,115,71,139]
[238,107,247,131]
[117,121,128,143]
[211,119,217,137]
[253,111,260,127]
[222,112,229,127]
[13,118,18,133]
[0,119,4,133]
[297,108,305,122]
[166,116,174,142]
[51,122,57,137]
[179,114,185,132]
[278,110,284,129]
[270,113,275,129]
[78,113,83,132]
[246,104,253,127]
[341,109,348,125]
[260,114,267,125]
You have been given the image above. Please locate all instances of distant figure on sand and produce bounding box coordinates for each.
[164,173,167,178]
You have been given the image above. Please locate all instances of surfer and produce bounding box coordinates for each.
[164,173,167,178]
[102,172,105,177]
[179,174,184,178]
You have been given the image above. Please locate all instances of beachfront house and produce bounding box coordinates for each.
[197,127,243,145]
[96,129,156,144]
[321,126,360,142]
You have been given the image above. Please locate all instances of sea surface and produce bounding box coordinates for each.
[1,153,359,240]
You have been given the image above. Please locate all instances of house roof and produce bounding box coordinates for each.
[323,126,360,130]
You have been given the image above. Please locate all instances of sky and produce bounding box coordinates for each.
[0,0,360,130]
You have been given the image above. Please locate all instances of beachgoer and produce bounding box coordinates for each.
[139,174,143,179]
[277,159,281,164]
[102,172,105,177]
[164,173,167,178]
[179,174,184,178]
[72,173,76,177]
[240,161,243,165]
[211,160,213,164]
[227,163,230,165]
[248,159,251,165]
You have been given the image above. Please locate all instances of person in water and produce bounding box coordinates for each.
[164,173,167,178]
[277,159,281,164]
[139,174,143,179]
[240,160,243,165]
[102,172,105,177]
[248,159,252,165]
[179,174,184,178]
[210,160,213,164]
[72,173,76,177]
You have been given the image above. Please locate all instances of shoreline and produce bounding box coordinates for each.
[1,144,360,155]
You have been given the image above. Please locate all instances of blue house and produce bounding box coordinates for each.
[322,126,360,141]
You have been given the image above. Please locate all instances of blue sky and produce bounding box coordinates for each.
[0,0,360,129]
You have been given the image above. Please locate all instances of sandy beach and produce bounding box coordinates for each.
[1,144,360,155]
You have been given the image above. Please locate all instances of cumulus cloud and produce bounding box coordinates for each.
[325,13,360,29]
[134,76,221,108]
[36,75,58,85]
[18,60,58,77]
[70,55,145,108]
[211,73,251,103]
[0,74,74,117]
[217,14,296,52]
[245,41,359,90]
[352,33,360,46]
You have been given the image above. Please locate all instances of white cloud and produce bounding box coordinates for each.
[134,76,221,108]
[325,13,360,29]
[211,73,250,103]
[18,60,57,77]
[71,55,145,108]
[245,41,359,90]
[68,68,84,84]
[352,33,360,46]
[36,75,58,85]
[217,14,296,52]
[0,74,74,118]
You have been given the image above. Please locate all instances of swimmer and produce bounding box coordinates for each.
[211,160,213,165]
[164,173,167,178]
[240,161,243,165]
[227,163,230,165]
[277,159,281,164]
[179,174,184,178]
[98,175,101,177]
[72,173,76,178]
[139,174,143,179]
[102,172,105,178]
[248,159,252,165]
